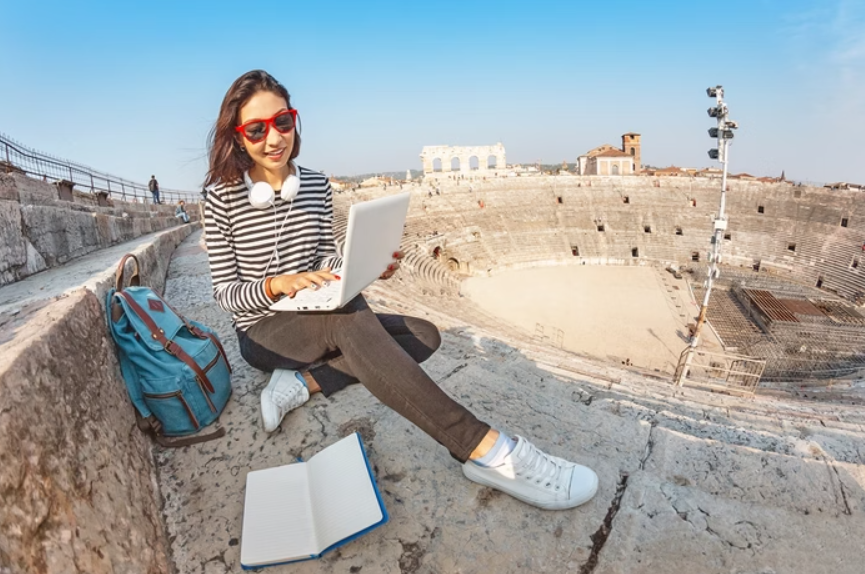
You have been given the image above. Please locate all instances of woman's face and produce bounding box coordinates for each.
[237,90,295,174]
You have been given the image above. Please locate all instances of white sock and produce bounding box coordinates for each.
[472,432,516,467]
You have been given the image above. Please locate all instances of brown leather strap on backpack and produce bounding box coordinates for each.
[117,292,218,408]
[161,299,232,375]
[135,411,225,448]
[115,254,142,292]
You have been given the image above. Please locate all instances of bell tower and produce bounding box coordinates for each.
[622,133,641,174]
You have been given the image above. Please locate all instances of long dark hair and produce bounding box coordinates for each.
[204,70,301,187]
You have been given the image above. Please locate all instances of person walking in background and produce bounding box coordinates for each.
[149,175,161,204]
[175,200,190,223]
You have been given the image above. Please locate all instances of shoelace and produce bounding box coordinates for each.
[271,380,305,409]
[514,438,572,492]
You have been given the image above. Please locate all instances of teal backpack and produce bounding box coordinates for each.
[107,254,232,447]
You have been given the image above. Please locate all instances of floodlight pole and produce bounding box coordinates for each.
[675,86,736,387]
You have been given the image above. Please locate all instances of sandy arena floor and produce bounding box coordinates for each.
[462,265,722,374]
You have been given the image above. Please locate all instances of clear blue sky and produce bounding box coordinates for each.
[1,0,863,189]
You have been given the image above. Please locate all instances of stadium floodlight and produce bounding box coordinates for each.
[709,127,734,140]
[707,86,723,98]
[678,84,741,388]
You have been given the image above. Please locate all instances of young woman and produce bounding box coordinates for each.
[203,70,598,510]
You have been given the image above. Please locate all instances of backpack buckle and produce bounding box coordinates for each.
[164,340,178,356]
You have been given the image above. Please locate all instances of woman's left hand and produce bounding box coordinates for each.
[379,251,404,280]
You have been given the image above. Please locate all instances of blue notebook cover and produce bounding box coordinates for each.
[240,433,389,570]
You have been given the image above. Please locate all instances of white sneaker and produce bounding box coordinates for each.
[260,369,310,432]
[462,436,598,510]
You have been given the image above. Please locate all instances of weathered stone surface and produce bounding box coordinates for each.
[0,174,21,201]
[0,290,169,574]
[0,200,27,277]
[592,472,865,574]
[156,231,653,574]
[831,461,865,514]
[0,173,191,287]
[0,224,193,574]
[11,173,56,206]
[3,186,865,574]
[0,225,191,321]
[21,205,103,266]
[643,427,846,516]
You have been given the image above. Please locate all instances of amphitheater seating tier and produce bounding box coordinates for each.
[335,179,865,306]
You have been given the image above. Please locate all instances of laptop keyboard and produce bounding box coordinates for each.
[293,281,340,305]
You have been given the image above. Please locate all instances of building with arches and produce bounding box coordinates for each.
[420,143,506,176]
[578,133,642,175]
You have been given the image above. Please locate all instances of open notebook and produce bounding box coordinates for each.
[240,433,389,569]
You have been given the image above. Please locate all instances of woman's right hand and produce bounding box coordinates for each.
[271,269,341,299]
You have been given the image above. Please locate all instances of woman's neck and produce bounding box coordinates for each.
[250,162,293,190]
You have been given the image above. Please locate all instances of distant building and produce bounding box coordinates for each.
[578,133,641,175]
[649,166,688,177]
[695,167,723,178]
[420,143,506,175]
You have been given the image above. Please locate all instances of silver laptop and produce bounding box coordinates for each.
[270,192,411,312]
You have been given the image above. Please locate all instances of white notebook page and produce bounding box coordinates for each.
[241,463,316,567]
[308,434,384,551]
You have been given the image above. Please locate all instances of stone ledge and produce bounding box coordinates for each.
[0,172,198,288]
[0,224,192,574]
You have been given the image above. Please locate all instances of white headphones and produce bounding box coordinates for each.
[244,163,301,209]
[243,162,302,277]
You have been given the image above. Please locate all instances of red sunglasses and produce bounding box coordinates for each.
[235,109,299,143]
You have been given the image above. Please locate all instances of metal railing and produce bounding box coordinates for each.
[673,347,766,397]
[0,132,199,204]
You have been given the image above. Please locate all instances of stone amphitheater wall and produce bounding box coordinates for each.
[0,173,196,288]
[365,177,865,304]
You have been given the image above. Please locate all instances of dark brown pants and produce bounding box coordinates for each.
[237,295,490,462]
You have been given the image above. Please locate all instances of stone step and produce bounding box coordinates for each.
[410,320,865,464]
[593,471,865,574]
[430,328,865,466]
[643,426,853,516]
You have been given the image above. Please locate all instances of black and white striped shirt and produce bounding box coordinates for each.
[204,166,343,331]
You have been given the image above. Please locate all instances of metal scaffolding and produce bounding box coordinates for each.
[692,272,865,386]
